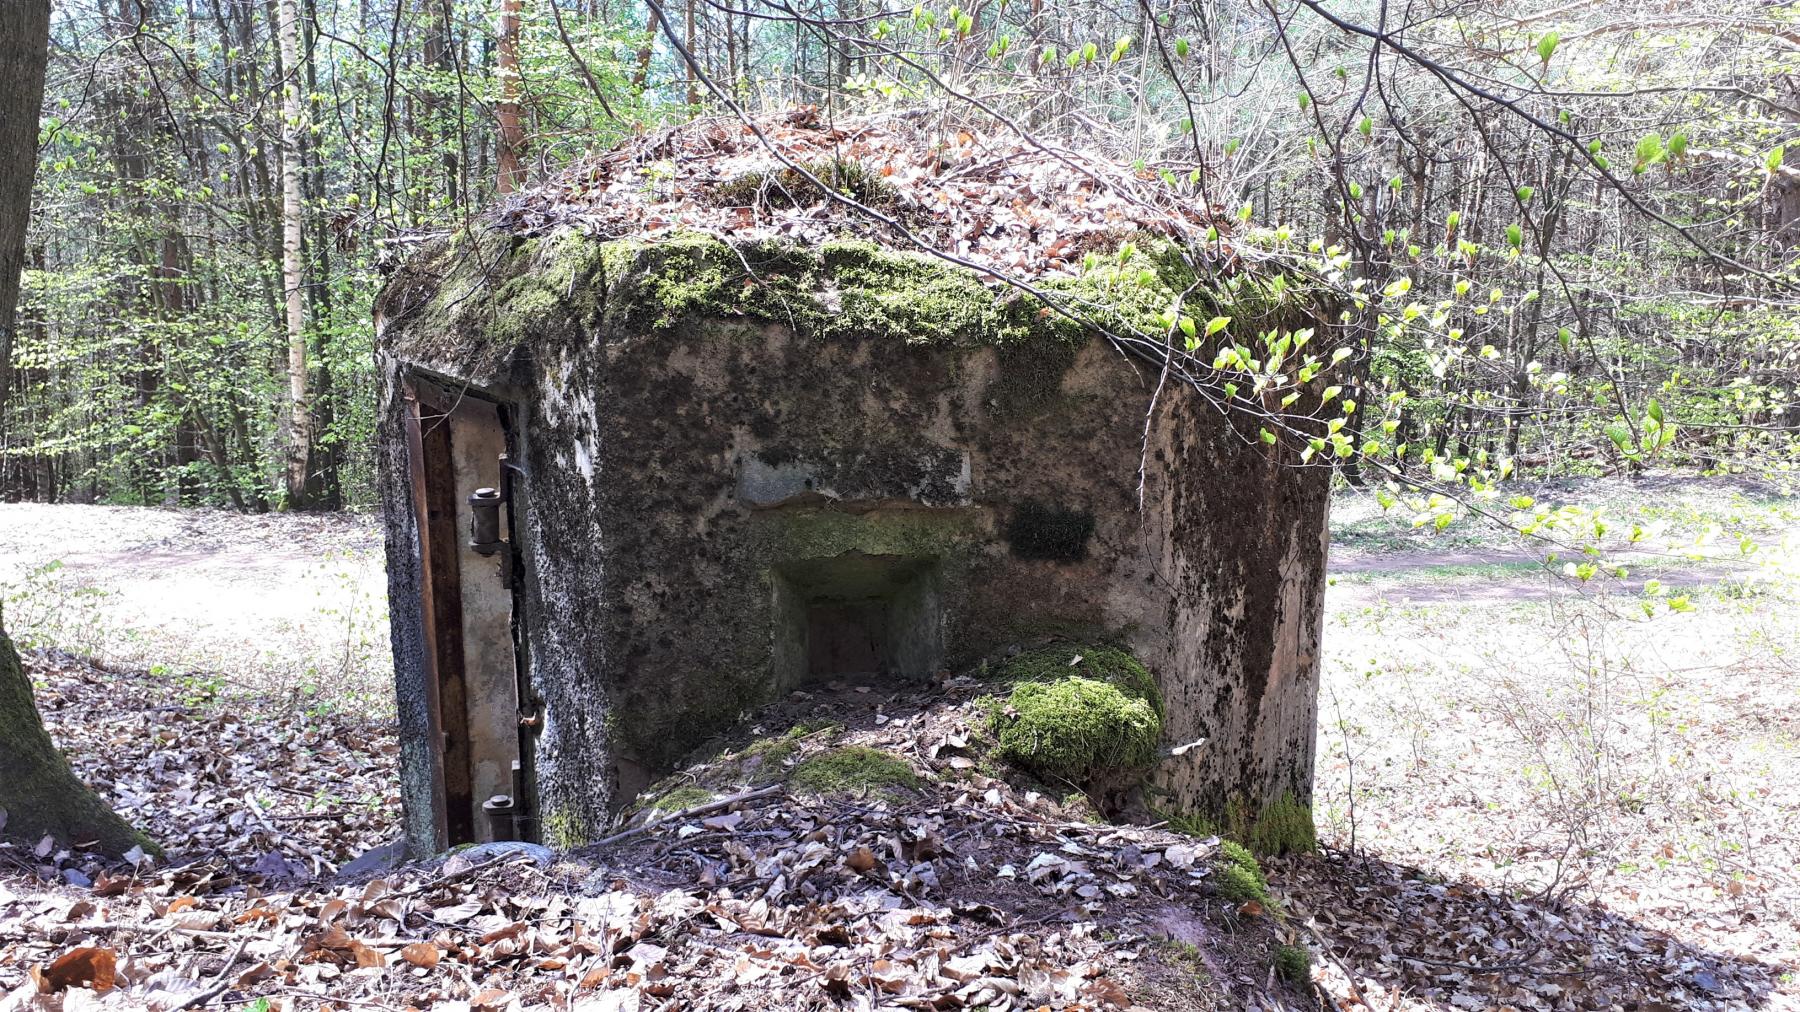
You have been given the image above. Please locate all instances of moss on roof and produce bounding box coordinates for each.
[376,225,1319,384]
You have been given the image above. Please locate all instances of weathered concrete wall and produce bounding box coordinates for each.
[375,228,1333,852]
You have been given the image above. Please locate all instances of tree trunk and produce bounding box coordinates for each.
[0,0,51,428]
[496,0,524,194]
[276,0,314,509]
[0,610,158,856]
[632,3,660,90]
[683,0,698,106]
[0,4,154,858]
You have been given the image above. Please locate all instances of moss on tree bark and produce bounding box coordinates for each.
[0,608,157,857]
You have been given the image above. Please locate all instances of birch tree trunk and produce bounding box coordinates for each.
[277,0,313,508]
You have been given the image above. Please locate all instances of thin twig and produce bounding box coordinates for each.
[589,784,784,849]
[171,933,250,1010]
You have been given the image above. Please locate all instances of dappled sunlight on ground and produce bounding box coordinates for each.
[0,503,390,713]
[1314,476,1800,1008]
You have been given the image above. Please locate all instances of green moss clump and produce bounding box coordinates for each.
[1272,944,1311,985]
[1215,864,1268,905]
[1161,791,1317,856]
[994,643,1164,718]
[1246,792,1317,856]
[819,239,1039,346]
[737,735,798,766]
[1159,807,1223,838]
[541,807,588,849]
[788,746,921,798]
[1212,839,1271,905]
[988,676,1161,785]
[650,786,714,812]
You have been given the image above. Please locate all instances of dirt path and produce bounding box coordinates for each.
[0,503,389,706]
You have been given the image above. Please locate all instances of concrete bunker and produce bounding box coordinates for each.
[373,116,1337,856]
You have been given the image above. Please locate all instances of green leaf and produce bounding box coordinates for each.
[1646,399,1664,423]
[1536,31,1559,65]
[1260,428,1278,444]
[1506,223,1524,248]
[1766,145,1786,174]
[1206,315,1231,336]
[1175,37,1189,58]
[1668,131,1688,158]
[1359,116,1373,137]
[1515,185,1534,202]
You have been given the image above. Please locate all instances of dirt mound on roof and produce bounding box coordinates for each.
[488,106,1236,280]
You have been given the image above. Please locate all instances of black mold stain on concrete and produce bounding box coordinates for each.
[1005,501,1097,561]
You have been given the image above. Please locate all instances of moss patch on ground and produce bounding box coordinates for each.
[1212,839,1272,906]
[982,643,1164,790]
[988,677,1161,786]
[788,746,921,799]
[1160,790,1317,857]
[992,643,1163,715]
[1272,944,1311,984]
[1244,792,1317,856]
[709,158,898,212]
[649,785,715,812]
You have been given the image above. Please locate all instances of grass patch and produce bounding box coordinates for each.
[788,746,920,798]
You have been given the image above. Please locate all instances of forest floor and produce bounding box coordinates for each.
[0,472,1797,1010]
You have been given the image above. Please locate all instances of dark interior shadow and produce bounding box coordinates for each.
[1276,850,1785,1009]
